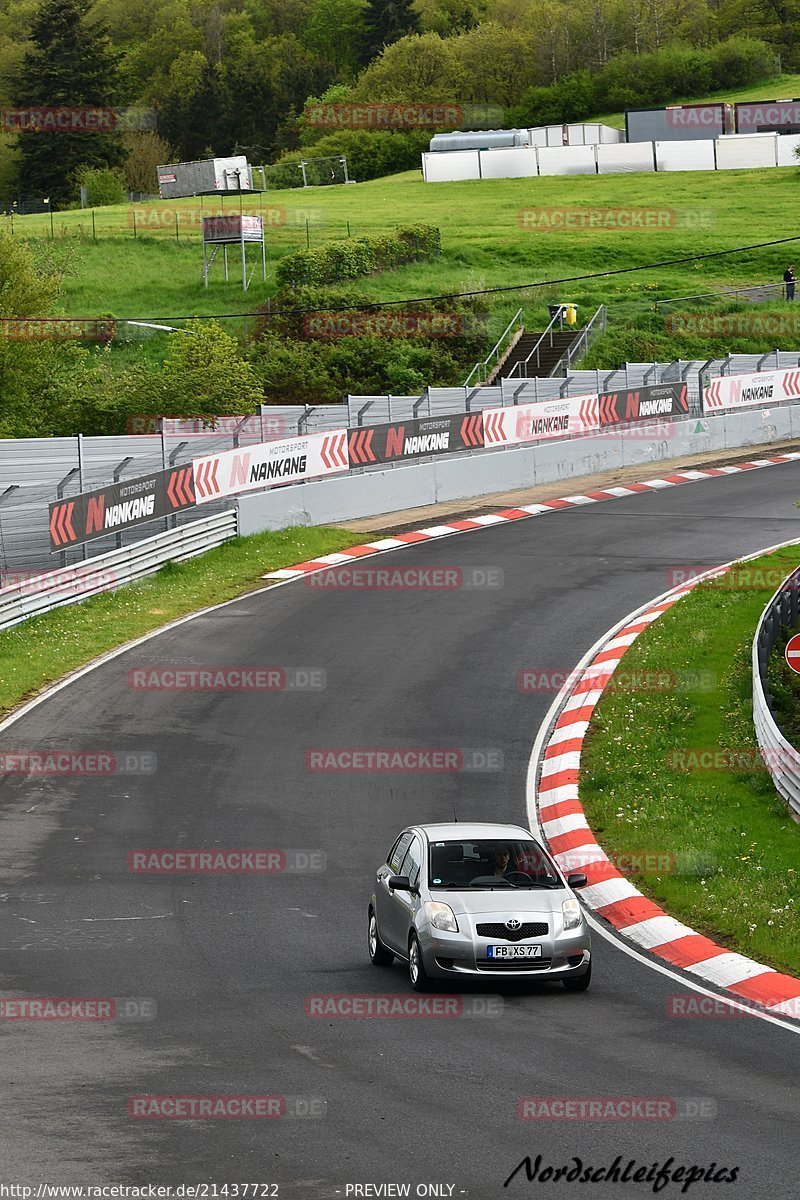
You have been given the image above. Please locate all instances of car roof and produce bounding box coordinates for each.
[413,822,535,842]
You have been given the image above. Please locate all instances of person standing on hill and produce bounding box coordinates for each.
[784,265,796,301]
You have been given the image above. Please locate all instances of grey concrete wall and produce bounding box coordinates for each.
[236,406,800,535]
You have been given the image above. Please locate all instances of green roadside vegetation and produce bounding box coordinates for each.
[0,525,359,720]
[5,164,800,332]
[580,546,800,976]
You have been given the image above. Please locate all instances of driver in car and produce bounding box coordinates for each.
[489,844,516,878]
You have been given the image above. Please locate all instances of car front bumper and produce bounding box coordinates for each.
[419,924,591,980]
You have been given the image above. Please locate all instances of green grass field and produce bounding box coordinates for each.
[580,548,800,975]
[4,158,800,338]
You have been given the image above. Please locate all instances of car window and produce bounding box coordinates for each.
[428,838,560,888]
[399,836,422,888]
[387,831,413,874]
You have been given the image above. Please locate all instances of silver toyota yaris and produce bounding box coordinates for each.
[368,821,591,992]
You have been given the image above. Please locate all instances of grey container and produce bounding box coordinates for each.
[156,156,253,199]
[735,99,800,134]
[625,105,733,143]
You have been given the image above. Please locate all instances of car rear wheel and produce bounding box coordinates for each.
[408,932,431,992]
[563,960,591,992]
[368,908,394,966]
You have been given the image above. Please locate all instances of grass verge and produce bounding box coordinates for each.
[580,545,800,975]
[0,525,359,720]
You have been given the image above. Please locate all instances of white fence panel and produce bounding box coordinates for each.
[479,147,539,178]
[536,145,597,176]
[597,142,656,173]
[715,133,778,169]
[777,133,800,166]
[421,150,480,182]
[655,139,716,171]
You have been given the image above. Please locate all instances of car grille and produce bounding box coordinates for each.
[477,957,553,972]
[476,921,548,942]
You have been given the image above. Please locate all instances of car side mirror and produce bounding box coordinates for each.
[388,874,413,892]
[567,872,588,889]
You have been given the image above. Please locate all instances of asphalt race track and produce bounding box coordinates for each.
[2,464,799,1199]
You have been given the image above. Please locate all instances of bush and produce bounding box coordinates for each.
[275,224,441,288]
[76,167,126,207]
[708,37,781,90]
[509,37,779,128]
[265,129,430,188]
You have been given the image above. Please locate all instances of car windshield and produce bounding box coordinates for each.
[427,838,562,889]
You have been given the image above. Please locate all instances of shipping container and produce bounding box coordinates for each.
[734,99,800,135]
[625,104,733,143]
[156,157,253,198]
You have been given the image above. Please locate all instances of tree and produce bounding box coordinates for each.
[350,32,468,101]
[0,230,96,436]
[12,0,124,206]
[360,0,419,65]
[412,0,486,34]
[142,321,263,416]
[302,0,367,74]
[119,130,175,193]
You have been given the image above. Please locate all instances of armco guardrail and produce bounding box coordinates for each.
[0,509,236,632]
[753,564,800,819]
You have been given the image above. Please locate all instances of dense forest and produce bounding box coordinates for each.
[0,0,795,203]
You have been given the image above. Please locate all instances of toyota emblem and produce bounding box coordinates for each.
[505,918,521,931]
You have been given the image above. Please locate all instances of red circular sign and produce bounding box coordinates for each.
[785,632,800,674]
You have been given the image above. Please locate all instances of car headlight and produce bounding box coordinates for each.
[562,897,582,931]
[424,901,459,933]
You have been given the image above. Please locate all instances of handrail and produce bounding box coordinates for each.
[505,305,565,379]
[463,307,524,388]
[550,305,607,377]
[654,282,784,311]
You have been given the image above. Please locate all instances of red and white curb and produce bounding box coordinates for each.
[529,550,800,1025]
[262,454,800,579]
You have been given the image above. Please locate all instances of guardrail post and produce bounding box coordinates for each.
[0,486,20,573]
[76,433,87,561]
[113,456,134,548]
[55,468,80,568]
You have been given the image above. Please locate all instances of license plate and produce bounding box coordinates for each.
[487,944,542,959]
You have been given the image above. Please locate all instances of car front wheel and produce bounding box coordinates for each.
[368,908,394,966]
[563,960,591,992]
[408,932,431,992]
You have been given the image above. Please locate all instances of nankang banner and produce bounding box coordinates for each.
[598,382,689,426]
[193,430,349,504]
[49,465,196,551]
[347,413,484,466]
[703,368,800,414]
[482,395,598,447]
